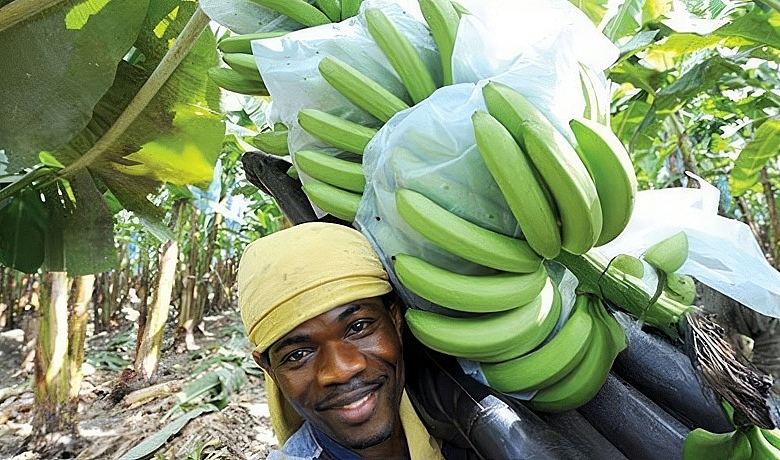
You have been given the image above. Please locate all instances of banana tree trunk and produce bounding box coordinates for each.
[68,274,95,401]
[134,238,178,381]
[33,271,76,436]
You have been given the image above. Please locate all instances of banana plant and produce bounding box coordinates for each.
[0,0,225,441]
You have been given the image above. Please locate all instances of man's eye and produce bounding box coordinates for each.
[284,349,310,363]
[348,319,374,336]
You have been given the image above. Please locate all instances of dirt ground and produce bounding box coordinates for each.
[0,310,278,460]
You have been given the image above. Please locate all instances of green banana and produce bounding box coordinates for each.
[405,277,562,363]
[365,7,438,104]
[315,0,341,22]
[249,123,290,156]
[217,31,288,55]
[746,426,780,459]
[318,55,410,123]
[761,428,780,450]
[297,108,378,155]
[527,295,627,412]
[480,296,595,393]
[683,429,752,460]
[643,231,688,273]
[449,1,470,16]
[569,117,637,246]
[301,179,361,222]
[482,81,602,255]
[664,273,696,306]
[208,67,269,96]
[222,52,263,80]
[341,0,362,18]
[471,109,561,260]
[609,253,645,279]
[247,0,332,27]
[418,0,461,86]
[578,63,609,125]
[393,253,549,313]
[294,150,365,193]
[395,188,542,273]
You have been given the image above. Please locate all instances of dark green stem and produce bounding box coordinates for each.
[554,250,694,339]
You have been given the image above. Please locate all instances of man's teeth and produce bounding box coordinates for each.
[341,394,370,410]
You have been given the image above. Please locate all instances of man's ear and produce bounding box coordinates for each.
[252,350,273,377]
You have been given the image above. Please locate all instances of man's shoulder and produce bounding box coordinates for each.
[266,422,321,460]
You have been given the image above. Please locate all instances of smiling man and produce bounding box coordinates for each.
[237,222,444,460]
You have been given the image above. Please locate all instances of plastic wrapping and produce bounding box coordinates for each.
[595,173,780,319]
[355,0,617,278]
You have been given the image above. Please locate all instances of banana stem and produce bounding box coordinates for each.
[0,167,53,204]
[554,250,694,339]
[0,0,65,33]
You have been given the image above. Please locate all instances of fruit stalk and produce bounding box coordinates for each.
[554,250,693,338]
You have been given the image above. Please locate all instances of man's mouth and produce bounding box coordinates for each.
[341,393,371,410]
[327,390,380,425]
[316,381,382,411]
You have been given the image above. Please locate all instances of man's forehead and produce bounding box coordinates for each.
[270,297,387,352]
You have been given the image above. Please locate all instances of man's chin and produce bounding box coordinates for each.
[342,424,394,451]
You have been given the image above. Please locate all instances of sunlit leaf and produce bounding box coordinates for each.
[730,118,780,196]
[603,0,644,42]
[0,0,150,170]
[646,32,723,60]
[655,55,742,112]
[113,105,224,186]
[713,8,780,50]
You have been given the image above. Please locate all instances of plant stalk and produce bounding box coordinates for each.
[555,250,694,338]
[54,7,210,181]
[0,0,65,33]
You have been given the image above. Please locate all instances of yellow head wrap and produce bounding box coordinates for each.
[237,222,443,459]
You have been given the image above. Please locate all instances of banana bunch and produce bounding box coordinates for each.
[246,0,468,221]
[480,294,626,406]
[683,426,780,459]
[525,294,628,412]
[248,0,364,27]
[209,31,289,96]
[293,2,453,221]
[476,81,638,257]
[390,181,560,366]
[404,276,562,363]
[391,178,625,415]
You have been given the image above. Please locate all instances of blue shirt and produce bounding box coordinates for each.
[266,421,412,460]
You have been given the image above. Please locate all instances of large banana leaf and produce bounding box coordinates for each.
[0,0,149,169]
[0,0,224,275]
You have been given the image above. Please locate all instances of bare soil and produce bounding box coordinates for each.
[0,310,277,460]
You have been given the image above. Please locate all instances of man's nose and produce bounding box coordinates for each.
[316,341,367,385]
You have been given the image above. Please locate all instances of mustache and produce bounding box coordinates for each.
[315,375,388,411]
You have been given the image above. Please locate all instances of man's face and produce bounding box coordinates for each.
[256,297,405,454]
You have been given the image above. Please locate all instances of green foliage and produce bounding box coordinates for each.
[606,1,780,197]
[0,0,226,275]
[0,0,150,166]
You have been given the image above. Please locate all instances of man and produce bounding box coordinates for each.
[238,222,445,459]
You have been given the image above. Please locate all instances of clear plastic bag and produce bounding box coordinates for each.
[355,0,617,284]
[595,173,780,318]
[248,0,439,216]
